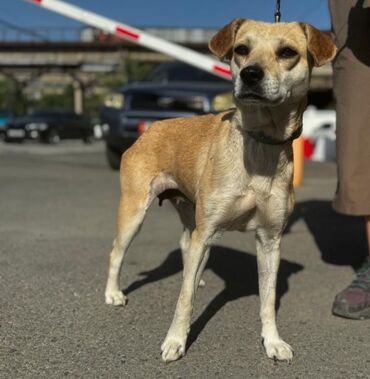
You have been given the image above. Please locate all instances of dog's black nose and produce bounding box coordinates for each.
[240,65,264,86]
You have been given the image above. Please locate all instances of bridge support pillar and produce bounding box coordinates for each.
[73,79,84,114]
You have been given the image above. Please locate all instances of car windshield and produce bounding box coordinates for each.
[129,93,205,112]
[0,111,11,117]
[146,62,227,83]
[30,110,61,117]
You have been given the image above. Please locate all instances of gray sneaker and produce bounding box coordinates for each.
[332,257,370,320]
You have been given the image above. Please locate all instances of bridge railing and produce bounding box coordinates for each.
[0,27,81,42]
[0,25,220,44]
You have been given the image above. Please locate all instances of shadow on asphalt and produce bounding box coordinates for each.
[124,246,303,349]
[286,200,368,269]
[122,200,367,348]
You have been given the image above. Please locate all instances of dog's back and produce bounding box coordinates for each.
[120,110,234,200]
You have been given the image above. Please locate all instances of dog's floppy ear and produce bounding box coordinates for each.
[300,23,337,66]
[209,18,245,60]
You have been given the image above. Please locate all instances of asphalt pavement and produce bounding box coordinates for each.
[0,141,369,378]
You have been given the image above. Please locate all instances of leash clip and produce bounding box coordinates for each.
[275,0,281,23]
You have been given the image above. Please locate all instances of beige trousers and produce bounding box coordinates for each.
[329,0,370,215]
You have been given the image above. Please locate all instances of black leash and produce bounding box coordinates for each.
[275,0,281,22]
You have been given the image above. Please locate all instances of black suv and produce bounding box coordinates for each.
[101,62,233,170]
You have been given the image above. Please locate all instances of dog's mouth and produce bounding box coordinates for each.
[236,92,282,105]
[239,93,266,101]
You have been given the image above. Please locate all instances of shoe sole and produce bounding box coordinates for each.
[332,306,370,320]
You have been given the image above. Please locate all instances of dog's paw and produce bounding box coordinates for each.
[105,290,127,306]
[161,337,186,363]
[264,339,294,362]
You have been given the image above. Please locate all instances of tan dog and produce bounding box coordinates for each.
[105,19,336,363]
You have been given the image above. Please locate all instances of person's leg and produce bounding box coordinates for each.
[330,0,370,320]
[332,216,370,320]
[366,216,370,255]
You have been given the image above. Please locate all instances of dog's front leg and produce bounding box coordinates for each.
[256,229,293,362]
[161,229,209,363]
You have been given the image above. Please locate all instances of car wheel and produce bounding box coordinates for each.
[4,136,24,143]
[106,145,121,170]
[45,129,60,144]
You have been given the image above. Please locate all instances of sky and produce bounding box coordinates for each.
[0,0,331,32]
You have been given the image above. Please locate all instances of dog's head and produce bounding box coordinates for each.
[209,19,337,106]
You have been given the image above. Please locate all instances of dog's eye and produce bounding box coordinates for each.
[278,47,298,59]
[234,45,250,56]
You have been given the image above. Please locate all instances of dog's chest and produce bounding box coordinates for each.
[201,126,294,232]
[209,150,292,232]
[223,177,287,230]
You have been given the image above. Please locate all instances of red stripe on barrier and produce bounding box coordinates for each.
[212,65,232,79]
[115,26,140,41]
[32,0,42,3]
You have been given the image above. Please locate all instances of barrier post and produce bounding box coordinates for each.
[293,136,304,187]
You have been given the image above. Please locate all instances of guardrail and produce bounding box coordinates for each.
[0,26,82,42]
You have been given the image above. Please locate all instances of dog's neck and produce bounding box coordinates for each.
[235,98,306,144]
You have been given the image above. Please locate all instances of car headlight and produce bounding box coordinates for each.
[25,123,36,130]
[102,123,110,133]
[26,122,48,131]
[104,93,124,108]
[38,123,48,131]
[212,92,234,112]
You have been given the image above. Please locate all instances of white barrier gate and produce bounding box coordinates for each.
[24,0,232,80]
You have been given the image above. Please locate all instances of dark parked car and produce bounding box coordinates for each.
[102,62,233,170]
[5,109,94,144]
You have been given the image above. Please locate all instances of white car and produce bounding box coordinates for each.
[302,106,336,162]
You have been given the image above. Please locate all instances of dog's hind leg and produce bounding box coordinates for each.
[105,162,179,306]
[256,228,294,362]
[105,201,147,306]
[105,192,150,306]
[105,153,160,306]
